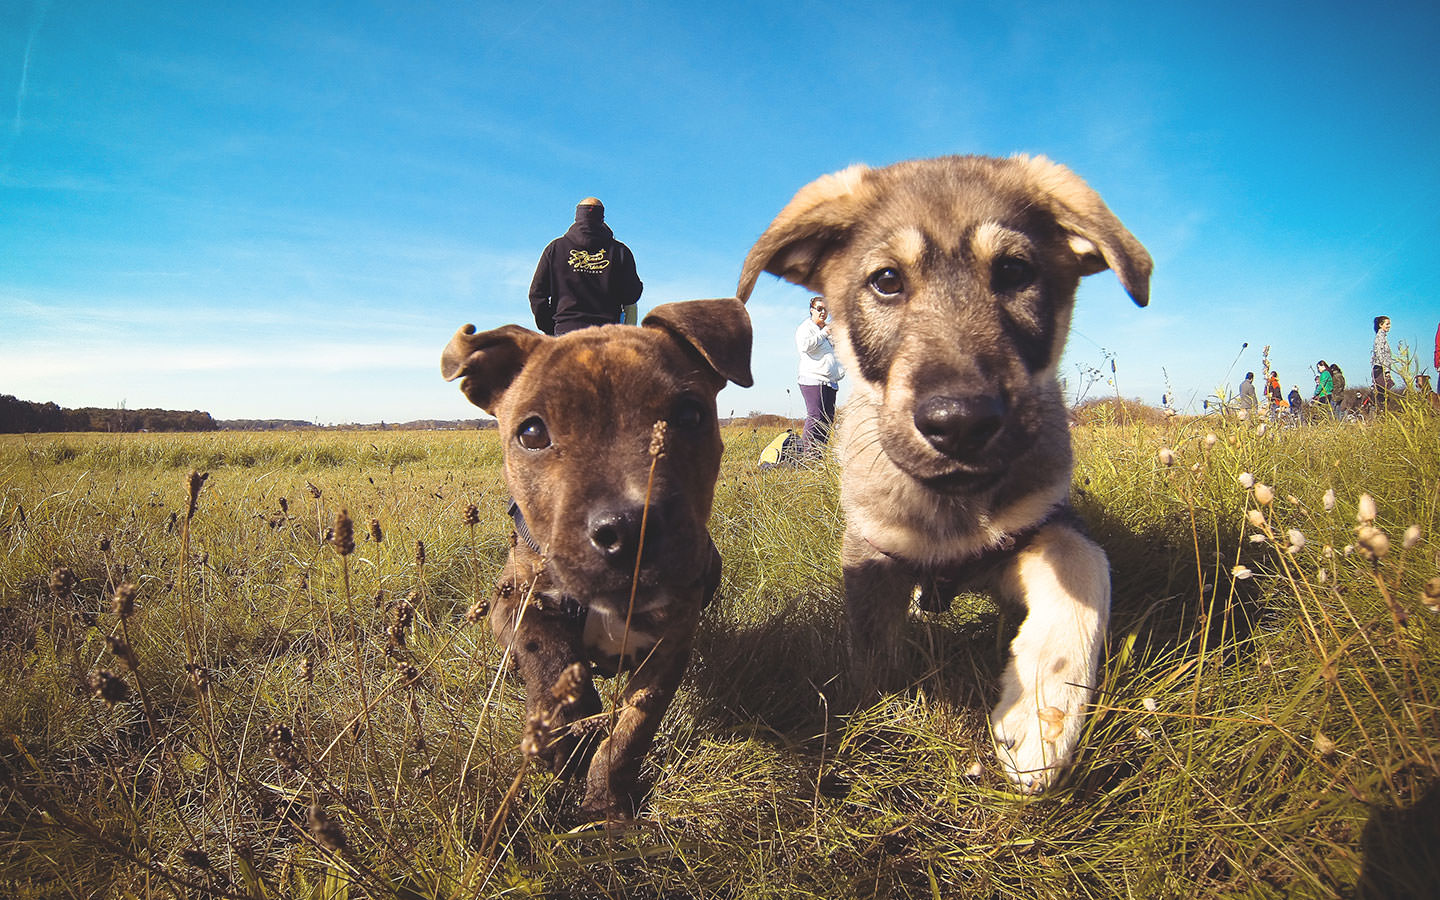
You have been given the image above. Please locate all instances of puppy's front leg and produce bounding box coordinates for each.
[841,527,918,683]
[491,590,603,776]
[580,614,698,820]
[989,522,1109,792]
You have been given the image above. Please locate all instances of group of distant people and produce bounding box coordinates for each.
[1237,369,1306,420]
[1234,313,1433,422]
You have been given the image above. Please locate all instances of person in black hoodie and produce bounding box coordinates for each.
[528,198,643,335]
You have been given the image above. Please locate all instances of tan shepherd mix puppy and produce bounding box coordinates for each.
[442,299,753,818]
[738,155,1151,791]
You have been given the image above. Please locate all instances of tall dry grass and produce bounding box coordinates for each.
[0,400,1436,898]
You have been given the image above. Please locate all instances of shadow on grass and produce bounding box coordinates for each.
[1080,495,1264,665]
[1357,778,1440,899]
[691,496,1260,731]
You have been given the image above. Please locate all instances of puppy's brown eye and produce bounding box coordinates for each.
[868,267,905,297]
[992,257,1035,292]
[516,417,551,450]
[670,396,708,430]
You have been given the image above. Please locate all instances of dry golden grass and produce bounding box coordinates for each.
[0,401,1436,898]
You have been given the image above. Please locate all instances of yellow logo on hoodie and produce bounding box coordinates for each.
[568,248,611,273]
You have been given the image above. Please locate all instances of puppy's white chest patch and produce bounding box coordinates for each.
[582,601,662,661]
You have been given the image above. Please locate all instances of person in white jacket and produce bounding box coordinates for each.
[795,296,844,456]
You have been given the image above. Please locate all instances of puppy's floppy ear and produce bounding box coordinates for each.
[736,164,872,301]
[642,298,755,388]
[1013,154,1153,307]
[440,324,546,413]
[1008,156,1152,306]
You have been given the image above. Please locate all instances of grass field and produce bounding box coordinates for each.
[1,402,1437,899]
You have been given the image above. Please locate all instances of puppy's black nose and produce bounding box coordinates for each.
[588,508,645,566]
[914,394,1006,461]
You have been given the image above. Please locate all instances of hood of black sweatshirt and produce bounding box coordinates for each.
[565,204,613,249]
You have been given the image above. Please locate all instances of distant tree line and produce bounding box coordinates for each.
[728,413,803,431]
[217,419,319,431]
[215,419,495,431]
[0,395,218,433]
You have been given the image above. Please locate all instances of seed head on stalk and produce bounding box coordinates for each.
[395,660,420,687]
[463,503,482,620]
[104,635,138,671]
[552,662,588,711]
[332,510,355,556]
[1421,577,1440,613]
[111,583,137,620]
[389,598,414,647]
[185,471,209,521]
[267,723,302,772]
[49,567,77,600]
[186,662,211,694]
[180,847,211,871]
[308,801,348,852]
[1354,525,1390,564]
[87,669,129,705]
[1356,493,1377,524]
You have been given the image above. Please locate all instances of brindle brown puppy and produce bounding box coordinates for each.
[738,155,1151,792]
[441,299,753,818]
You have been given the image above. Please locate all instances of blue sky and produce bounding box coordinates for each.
[3,0,1437,424]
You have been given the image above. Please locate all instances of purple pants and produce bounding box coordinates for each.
[799,382,837,453]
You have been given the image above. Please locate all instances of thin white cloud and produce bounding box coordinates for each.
[8,0,49,141]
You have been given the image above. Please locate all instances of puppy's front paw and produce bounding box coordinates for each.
[989,668,1091,793]
[579,792,637,823]
[990,700,1075,793]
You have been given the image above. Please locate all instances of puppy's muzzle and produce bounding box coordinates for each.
[914,393,1007,462]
